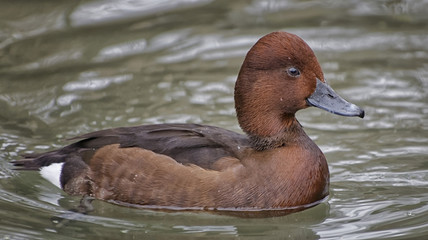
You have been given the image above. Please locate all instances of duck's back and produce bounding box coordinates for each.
[14,123,251,184]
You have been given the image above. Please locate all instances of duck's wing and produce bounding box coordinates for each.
[14,123,250,170]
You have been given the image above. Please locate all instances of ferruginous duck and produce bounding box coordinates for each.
[13,31,364,217]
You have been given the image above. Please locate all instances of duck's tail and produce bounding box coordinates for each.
[12,150,67,170]
[12,150,71,189]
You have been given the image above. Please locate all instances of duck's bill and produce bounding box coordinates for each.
[307,79,364,118]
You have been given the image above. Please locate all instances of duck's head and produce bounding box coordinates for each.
[234,31,364,139]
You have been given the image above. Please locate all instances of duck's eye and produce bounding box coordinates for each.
[287,67,300,77]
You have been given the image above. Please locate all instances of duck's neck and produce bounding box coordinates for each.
[244,115,308,151]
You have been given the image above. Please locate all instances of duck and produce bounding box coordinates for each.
[13,31,364,217]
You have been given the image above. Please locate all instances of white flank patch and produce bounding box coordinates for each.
[40,163,64,189]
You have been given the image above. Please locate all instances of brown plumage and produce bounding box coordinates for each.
[13,32,364,217]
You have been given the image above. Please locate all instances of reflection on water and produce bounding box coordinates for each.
[1,0,428,239]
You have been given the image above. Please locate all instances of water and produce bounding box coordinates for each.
[1,0,427,239]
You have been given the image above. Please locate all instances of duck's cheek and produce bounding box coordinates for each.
[298,100,311,111]
[279,98,307,114]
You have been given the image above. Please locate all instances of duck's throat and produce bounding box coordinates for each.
[247,116,305,151]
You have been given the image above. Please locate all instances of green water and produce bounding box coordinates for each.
[1,0,427,239]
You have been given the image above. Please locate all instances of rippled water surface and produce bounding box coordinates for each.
[1,0,428,239]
